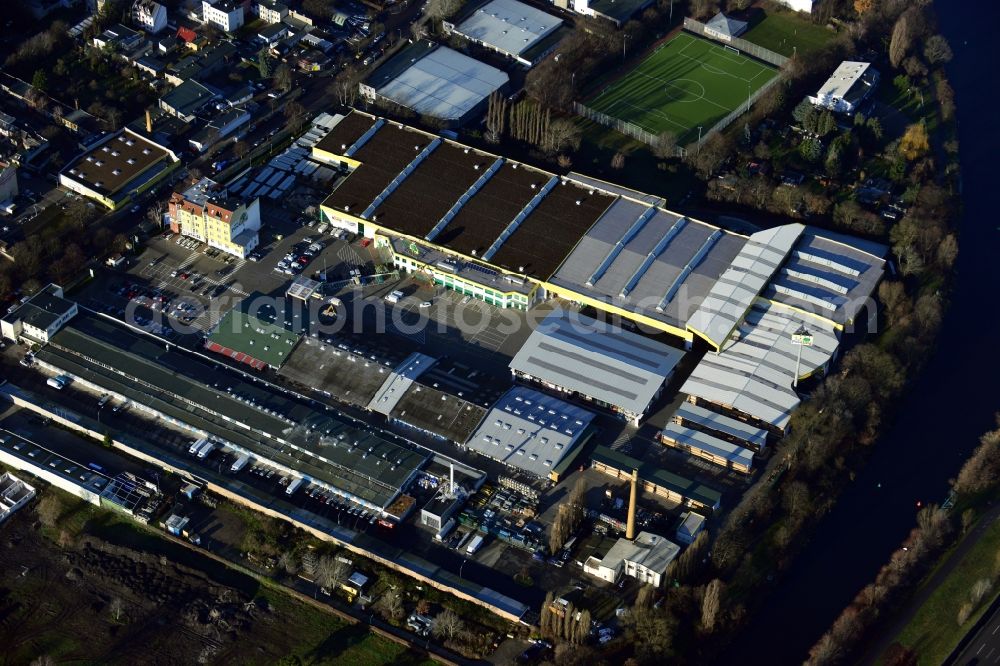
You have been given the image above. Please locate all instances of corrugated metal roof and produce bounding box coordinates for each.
[661,422,754,468]
[454,0,562,58]
[686,223,805,348]
[674,401,767,449]
[509,311,685,416]
[549,201,746,329]
[375,46,508,120]
[681,301,839,431]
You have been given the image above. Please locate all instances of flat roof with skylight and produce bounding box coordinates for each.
[549,199,746,330]
[465,386,595,478]
[61,128,176,199]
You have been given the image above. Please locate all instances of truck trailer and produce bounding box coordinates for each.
[286,478,305,496]
[230,454,251,472]
[466,534,484,555]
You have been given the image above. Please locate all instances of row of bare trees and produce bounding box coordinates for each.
[806,504,954,665]
[549,479,586,554]
[540,592,592,644]
[485,93,582,156]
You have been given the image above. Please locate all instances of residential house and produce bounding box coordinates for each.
[202,0,245,32]
[132,0,168,34]
[255,0,288,23]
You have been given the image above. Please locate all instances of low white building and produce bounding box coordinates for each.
[583,531,680,587]
[202,0,244,32]
[675,511,706,545]
[0,284,78,344]
[809,61,880,114]
[0,472,36,524]
[132,0,168,33]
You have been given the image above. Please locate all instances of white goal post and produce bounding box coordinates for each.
[723,45,740,55]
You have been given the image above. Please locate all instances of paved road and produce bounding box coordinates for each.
[950,595,1000,666]
[862,504,1000,664]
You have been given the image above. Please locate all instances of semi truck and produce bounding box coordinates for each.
[188,438,209,455]
[230,454,251,472]
[196,441,216,459]
[286,478,305,496]
[466,534,484,555]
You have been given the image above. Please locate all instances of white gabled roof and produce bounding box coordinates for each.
[510,311,685,416]
[682,301,839,431]
[686,224,805,348]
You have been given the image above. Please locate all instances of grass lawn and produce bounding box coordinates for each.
[573,118,700,205]
[743,9,836,57]
[586,32,777,145]
[34,491,438,666]
[880,515,1000,665]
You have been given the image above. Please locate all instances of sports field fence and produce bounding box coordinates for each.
[574,23,788,152]
[572,102,661,148]
[682,18,789,68]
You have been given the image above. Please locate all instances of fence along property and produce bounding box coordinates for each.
[682,17,789,68]
[575,18,789,151]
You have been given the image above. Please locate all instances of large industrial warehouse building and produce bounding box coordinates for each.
[32,312,428,516]
[314,110,886,435]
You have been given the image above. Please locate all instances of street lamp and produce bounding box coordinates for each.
[459,558,468,579]
[791,327,813,389]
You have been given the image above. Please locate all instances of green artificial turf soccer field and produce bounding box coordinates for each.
[587,32,778,145]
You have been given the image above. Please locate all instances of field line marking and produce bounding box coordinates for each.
[612,99,690,134]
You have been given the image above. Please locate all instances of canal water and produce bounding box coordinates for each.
[724,2,1000,663]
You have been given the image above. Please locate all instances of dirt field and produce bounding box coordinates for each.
[0,492,436,666]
